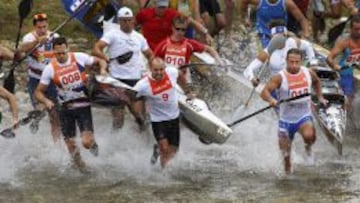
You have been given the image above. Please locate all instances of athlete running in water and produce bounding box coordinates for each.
[327,15,360,111]
[133,58,181,168]
[261,48,327,174]
[0,46,18,128]
[35,37,107,171]
[93,7,154,131]
[20,13,61,142]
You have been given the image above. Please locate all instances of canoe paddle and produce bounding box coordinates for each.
[3,0,97,93]
[227,93,310,127]
[3,0,33,93]
[0,109,46,138]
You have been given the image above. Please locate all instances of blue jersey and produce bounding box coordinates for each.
[338,39,360,76]
[338,38,358,96]
[256,0,287,36]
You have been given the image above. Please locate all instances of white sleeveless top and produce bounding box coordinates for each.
[133,66,179,122]
[278,66,312,123]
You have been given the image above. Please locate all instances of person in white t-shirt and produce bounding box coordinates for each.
[244,19,315,89]
[92,7,154,131]
[20,13,61,142]
[35,37,108,171]
[133,58,180,168]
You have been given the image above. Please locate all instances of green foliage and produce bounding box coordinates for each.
[0,0,95,45]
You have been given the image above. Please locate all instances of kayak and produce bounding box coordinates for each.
[94,75,233,145]
[176,86,233,144]
[311,65,346,155]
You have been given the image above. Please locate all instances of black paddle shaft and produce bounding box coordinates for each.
[3,0,97,93]
[4,0,34,93]
[0,109,46,138]
[15,0,33,49]
[227,93,310,127]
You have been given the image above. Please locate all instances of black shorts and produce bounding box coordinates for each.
[199,0,222,16]
[151,117,180,147]
[59,105,94,139]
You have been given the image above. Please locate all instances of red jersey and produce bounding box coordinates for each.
[136,8,180,50]
[154,37,205,67]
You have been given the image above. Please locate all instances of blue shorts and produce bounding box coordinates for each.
[279,116,313,140]
[339,74,354,97]
[258,33,270,48]
[28,77,58,107]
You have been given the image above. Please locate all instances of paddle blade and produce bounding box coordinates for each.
[0,129,15,138]
[328,20,348,43]
[27,109,46,120]
[3,69,15,93]
[18,0,33,19]
[267,34,287,55]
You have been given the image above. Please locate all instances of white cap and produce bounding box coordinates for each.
[117,7,133,18]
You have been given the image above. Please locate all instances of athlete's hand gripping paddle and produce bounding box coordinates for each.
[227,93,310,127]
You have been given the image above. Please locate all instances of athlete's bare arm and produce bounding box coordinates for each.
[92,40,110,63]
[326,38,347,71]
[285,0,310,38]
[261,74,282,106]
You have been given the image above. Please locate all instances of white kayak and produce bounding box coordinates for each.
[176,86,233,144]
[94,75,233,144]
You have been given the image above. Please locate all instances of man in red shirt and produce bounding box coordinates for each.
[154,15,222,91]
[136,0,212,51]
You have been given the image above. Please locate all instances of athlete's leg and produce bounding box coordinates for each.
[279,131,292,174]
[111,106,125,130]
[298,121,316,158]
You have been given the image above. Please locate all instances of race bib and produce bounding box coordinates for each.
[165,54,186,66]
[59,69,83,90]
[286,71,309,98]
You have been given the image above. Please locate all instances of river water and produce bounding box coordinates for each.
[1,31,360,203]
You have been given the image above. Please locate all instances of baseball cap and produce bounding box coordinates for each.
[270,26,287,35]
[117,7,133,18]
[156,0,169,7]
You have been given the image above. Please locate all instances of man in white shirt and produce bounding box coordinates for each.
[35,37,107,171]
[133,57,180,168]
[92,7,154,131]
[20,13,61,142]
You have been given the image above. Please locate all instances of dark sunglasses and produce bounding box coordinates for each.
[33,13,47,20]
[175,27,187,32]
